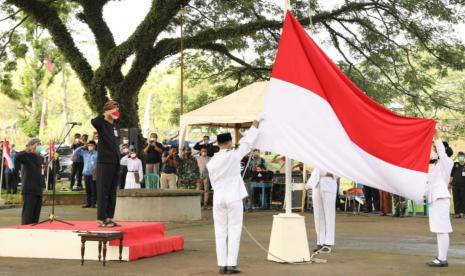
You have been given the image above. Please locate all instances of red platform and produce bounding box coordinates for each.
[1,221,184,261]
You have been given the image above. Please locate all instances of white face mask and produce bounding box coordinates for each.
[130,153,136,158]
[123,139,129,144]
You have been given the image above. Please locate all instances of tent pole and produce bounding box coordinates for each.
[234,125,241,145]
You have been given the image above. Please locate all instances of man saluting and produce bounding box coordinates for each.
[207,120,260,274]
[91,100,121,227]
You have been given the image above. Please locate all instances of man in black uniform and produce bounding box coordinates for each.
[91,100,121,227]
[15,138,44,225]
[451,151,465,218]
[194,135,219,157]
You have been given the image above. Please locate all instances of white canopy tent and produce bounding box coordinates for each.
[179,81,269,147]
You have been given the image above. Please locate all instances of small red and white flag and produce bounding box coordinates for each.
[46,57,55,73]
[2,138,14,170]
[255,12,436,202]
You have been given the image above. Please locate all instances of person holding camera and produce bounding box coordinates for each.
[160,147,180,190]
[144,133,164,174]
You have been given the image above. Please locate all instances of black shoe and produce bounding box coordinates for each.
[319,245,332,254]
[226,266,241,274]
[219,266,228,274]
[313,245,323,252]
[82,204,91,208]
[426,258,448,267]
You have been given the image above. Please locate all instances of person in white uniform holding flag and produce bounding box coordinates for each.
[426,138,454,267]
[207,120,260,275]
[306,168,339,253]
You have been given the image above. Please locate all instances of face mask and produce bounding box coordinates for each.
[36,145,45,154]
[111,111,120,119]
[88,147,95,151]
[130,153,136,159]
[123,139,129,144]
[458,156,465,162]
[122,148,129,153]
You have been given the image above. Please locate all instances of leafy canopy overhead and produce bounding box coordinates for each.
[0,0,464,132]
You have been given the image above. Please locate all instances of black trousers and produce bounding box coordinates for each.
[21,194,42,225]
[119,165,127,189]
[70,162,84,188]
[96,163,120,221]
[363,186,380,212]
[84,175,97,206]
[5,171,18,194]
[453,185,465,214]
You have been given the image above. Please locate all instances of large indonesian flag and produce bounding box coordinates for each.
[255,11,436,202]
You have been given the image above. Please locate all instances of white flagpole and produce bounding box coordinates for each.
[267,1,311,263]
[283,0,292,214]
[285,158,292,213]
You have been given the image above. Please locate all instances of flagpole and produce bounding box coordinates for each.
[283,0,292,215]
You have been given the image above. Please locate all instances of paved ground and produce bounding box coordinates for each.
[1,205,465,276]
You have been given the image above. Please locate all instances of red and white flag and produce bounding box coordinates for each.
[2,138,14,170]
[255,12,436,202]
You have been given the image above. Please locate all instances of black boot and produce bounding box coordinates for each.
[226,266,241,274]
[219,266,228,274]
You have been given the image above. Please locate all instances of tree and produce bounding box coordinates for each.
[0,18,63,137]
[1,0,465,132]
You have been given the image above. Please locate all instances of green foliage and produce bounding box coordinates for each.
[17,114,40,137]
[1,0,465,138]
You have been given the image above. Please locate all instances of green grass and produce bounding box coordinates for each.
[1,181,84,204]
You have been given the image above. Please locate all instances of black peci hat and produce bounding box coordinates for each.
[217,133,232,144]
[443,141,453,157]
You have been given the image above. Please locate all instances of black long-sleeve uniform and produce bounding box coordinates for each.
[91,115,120,221]
[15,151,44,225]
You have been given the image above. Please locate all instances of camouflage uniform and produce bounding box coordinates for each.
[392,194,406,217]
[178,156,200,189]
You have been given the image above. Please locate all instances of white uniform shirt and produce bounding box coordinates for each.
[306,168,339,194]
[121,156,143,178]
[427,139,453,203]
[207,127,259,204]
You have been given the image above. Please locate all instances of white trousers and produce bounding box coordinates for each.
[213,199,243,266]
[312,186,336,246]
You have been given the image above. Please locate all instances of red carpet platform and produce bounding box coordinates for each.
[0,221,184,261]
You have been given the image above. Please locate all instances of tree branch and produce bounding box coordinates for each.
[0,8,22,22]
[7,0,94,90]
[79,0,115,62]
[0,15,28,59]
